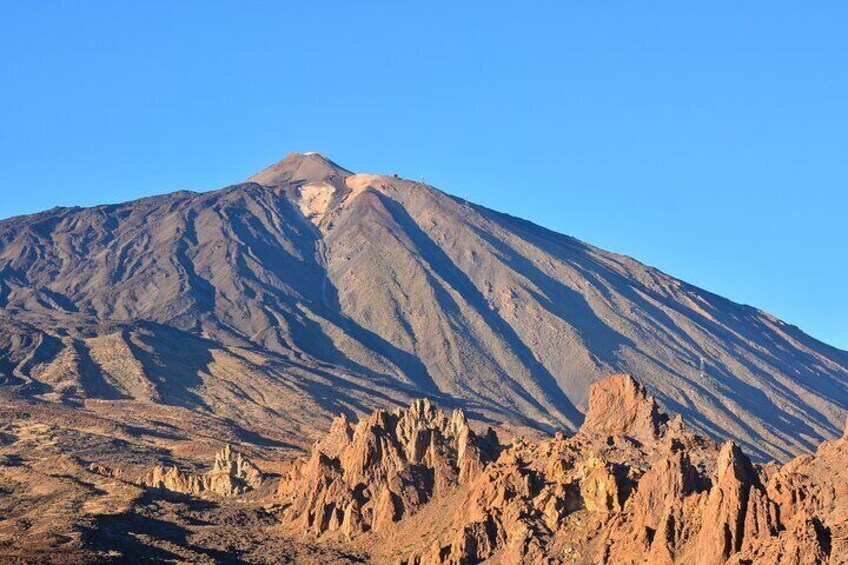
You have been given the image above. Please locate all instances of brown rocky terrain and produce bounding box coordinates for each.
[1,152,847,562]
[4,372,844,563]
[277,374,848,564]
[138,444,262,497]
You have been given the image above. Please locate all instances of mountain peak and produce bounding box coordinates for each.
[246,151,351,187]
[1,152,847,463]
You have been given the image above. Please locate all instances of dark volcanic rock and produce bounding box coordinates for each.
[1,152,847,460]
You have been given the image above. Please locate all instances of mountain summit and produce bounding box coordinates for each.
[246,151,351,187]
[1,153,846,460]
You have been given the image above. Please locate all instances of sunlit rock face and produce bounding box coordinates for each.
[276,398,497,538]
[139,444,262,497]
[279,374,848,564]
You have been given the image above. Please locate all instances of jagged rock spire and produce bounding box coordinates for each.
[579,373,669,444]
[139,444,262,497]
[277,398,495,538]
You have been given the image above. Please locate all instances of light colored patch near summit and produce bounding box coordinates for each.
[345,173,385,195]
[294,182,337,224]
[295,176,384,224]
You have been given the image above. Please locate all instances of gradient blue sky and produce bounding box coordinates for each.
[1,2,846,349]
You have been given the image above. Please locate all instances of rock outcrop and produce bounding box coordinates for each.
[277,399,497,538]
[281,374,848,564]
[580,373,670,445]
[139,444,262,497]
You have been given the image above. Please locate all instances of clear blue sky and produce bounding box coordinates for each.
[1,2,846,350]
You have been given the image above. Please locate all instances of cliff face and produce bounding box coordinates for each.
[2,151,847,462]
[278,374,848,564]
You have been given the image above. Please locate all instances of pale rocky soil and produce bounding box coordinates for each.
[0,402,365,563]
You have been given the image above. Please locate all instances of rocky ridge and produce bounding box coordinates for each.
[279,374,848,564]
[139,444,262,497]
[277,399,499,538]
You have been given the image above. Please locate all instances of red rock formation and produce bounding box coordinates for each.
[279,374,848,564]
[139,444,262,497]
[580,373,669,445]
[277,399,496,538]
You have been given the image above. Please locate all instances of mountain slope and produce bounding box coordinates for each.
[1,152,846,460]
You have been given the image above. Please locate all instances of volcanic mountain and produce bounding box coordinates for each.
[1,152,846,461]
